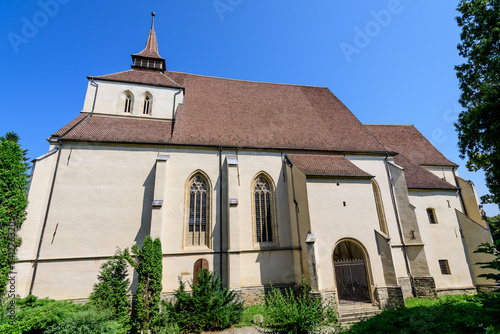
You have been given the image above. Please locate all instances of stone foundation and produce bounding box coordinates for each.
[477,285,499,294]
[413,277,437,298]
[397,277,413,299]
[375,286,405,309]
[436,287,476,296]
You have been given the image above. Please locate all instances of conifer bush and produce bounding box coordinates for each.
[89,249,130,321]
[125,236,163,333]
[167,269,243,334]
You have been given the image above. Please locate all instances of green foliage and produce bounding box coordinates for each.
[260,283,337,334]
[124,235,163,332]
[0,295,82,333]
[89,248,130,321]
[44,307,128,334]
[488,214,500,241]
[235,304,266,328]
[0,295,130,334]
[0,132,29,297]
[167,269,243,334]
[345,294,500,333]
[455,0,500,207]
[475,240,500,291]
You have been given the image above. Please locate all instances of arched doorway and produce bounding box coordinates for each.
[333,240,371,304]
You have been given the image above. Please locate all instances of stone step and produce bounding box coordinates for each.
[338,305,382,325]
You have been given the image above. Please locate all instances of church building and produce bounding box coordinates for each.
[16,15,495,308]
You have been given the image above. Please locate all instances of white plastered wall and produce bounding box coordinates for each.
[82,80,184,119]
[409,190,474,291]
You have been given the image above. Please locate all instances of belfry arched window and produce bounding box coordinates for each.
[372,179,388,235]
[124,93,133,113]
[187,173,210,246]
[143,94,151,115]
[253,174,275,243]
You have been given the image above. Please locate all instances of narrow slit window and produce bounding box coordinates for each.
[143,96,151,115]
[439,260,451,275]
[372,180,388,235]
[187,174,209,246]
[427,208,437,224]
[124,94,132,113]
[254,175,273,243]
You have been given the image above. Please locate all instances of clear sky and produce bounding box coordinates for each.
[1,0,498,216]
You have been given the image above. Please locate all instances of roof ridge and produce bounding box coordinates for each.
[160,72,183,89]
[167,70,330,89]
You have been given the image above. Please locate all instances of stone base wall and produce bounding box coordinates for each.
[413,277,437,298]
[375,286,405,309]
[397,277,412,299]
[477,285,499,294]
[436,287,476,296]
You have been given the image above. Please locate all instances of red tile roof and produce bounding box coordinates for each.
[287,154,372,177]
[57,71,393,154]
[364,125,457,167]
[366,125,458,190]
[55,113,173,144]
[166,71,391,152]
[90,69,182,88]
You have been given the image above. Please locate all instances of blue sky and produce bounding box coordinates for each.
[1,0,498,216]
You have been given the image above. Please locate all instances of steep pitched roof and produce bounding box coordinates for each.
[56,71,393,154]
[166,71,392,152]
[366,124,458,190]
[287,154,372,177]
[364,124,457,167]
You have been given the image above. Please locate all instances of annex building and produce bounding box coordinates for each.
[16,16,495,308]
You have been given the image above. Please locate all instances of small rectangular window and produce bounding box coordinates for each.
[427,208,437,224]
[439,260,451,275]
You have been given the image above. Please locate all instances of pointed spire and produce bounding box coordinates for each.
[131,12,166,71]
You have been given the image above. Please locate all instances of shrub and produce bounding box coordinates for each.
[89,248,130,321]
[44,307,128,334]
[0,295,82,334]
[260,283,337,334]
[167,269,243,334]
[125,235,163,333]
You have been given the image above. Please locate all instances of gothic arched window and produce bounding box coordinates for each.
[143,94,151,115]
[124,93,133,113]
[253,174,275,243]
[187,173,210,246]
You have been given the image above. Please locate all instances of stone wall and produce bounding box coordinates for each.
[436,288,476,296]
[375,286,404,309]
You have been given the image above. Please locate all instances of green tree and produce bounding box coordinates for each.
[89,249,130,321]
[124,236,163,333]
[488,214,500,241]
[0,132,29,298]
[455,0,500,207]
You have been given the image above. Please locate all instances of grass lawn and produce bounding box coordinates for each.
[344,294,500,334]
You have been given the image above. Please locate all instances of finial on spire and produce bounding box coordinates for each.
[151,12,155,30]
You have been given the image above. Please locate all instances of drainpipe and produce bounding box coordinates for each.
[384,155,417,297]
[170,88,183,137]
[29,141,62,295]
[219,147,224,283]
[89,79,99,115]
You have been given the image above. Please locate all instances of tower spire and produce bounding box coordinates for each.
[131,12,166,71]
